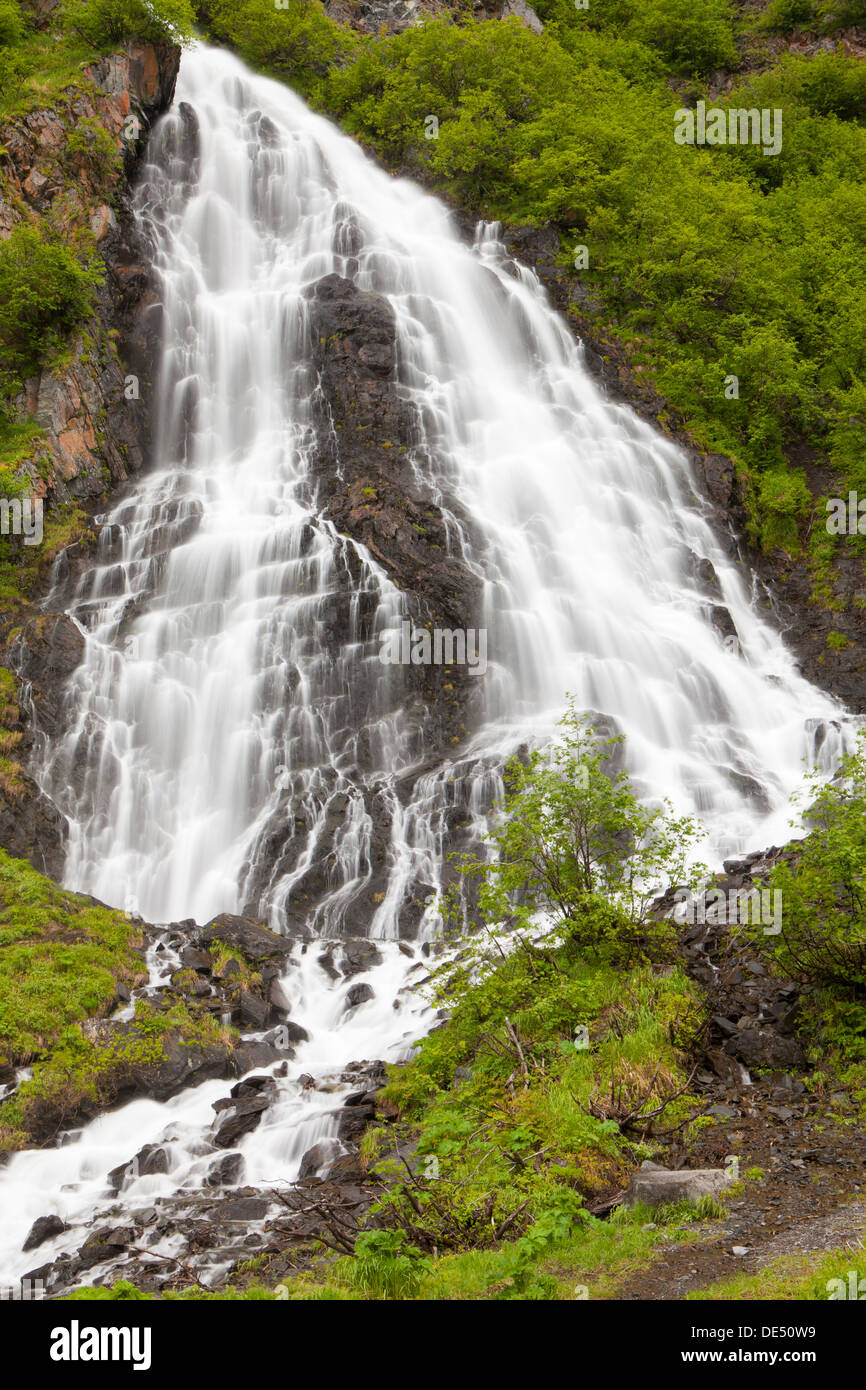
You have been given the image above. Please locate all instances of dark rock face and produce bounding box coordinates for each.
[76,1225,136,1271]
[106,1025,234,1105]
[305,272,482,636]
[207,1153,245,1187]
[0,769,65,879]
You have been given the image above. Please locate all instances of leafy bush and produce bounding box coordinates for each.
[0,0,26,47]
[0,223,99,390]
[59,0,196,49]
[756,467,813,553]
[763,0,817,30]
[628,0,737,76]
[759,736,866,990]
[203,0,347,94]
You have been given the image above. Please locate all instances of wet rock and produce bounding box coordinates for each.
[305,271,483,657]
[213,1094,271,1147]
[201,914,295,964]
[269,978,293,1012]
[22,1214,65,1251]
[337,1099,377,1142]
[298,1138,345,1180]
[345,982,374,1009]
[232,1039,286,1074]
[77,1225,136,1271]
[238,990,270,1030]
[725,1030,805,1070]
[180,946,213,973]
[340,939,383,978]
[711,1015,738,1038]
[221,1197,269,1222]
[107,1143,170,1194]
[271,1020,309,1045]
[206,1153,245,1187]
[230,1074,275,1098]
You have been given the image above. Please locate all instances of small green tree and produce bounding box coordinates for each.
[761,735,866,990]
[0,223,100,392]
[447,701,705,964]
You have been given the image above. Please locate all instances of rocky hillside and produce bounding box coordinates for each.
[0,15,181,876]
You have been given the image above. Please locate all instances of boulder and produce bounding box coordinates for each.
[345,982,374,1009]
[625,1163,732,1209]
[725,1030,805,1069]
[298,1138,345,1180]
[213,1095,271,1148]
[200,914,294,964]
[22,1214,65,1251]
[107,1142,170,1193]
[340,939,383,978]
[206,1153,244,1187]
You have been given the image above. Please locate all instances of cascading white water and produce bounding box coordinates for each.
[1,44,853,1290]
[38,45,847,939]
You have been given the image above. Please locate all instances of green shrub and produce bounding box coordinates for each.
[0,223,99,389]
[629,0,737,76]
[0,0,26,48]
[763,0,817,30]
[756,468,812,553]
[59,0,195,50]
[758,735,866,990]
[203,0,347,94]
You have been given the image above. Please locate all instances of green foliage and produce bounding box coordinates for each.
[614,0,737,76]
[757,734,866,990]
[202,0,349,96]
[0,0,26,48]
[762,0,818,29]
[65,115,122,190]
[59,0,195,49]
[0,849,143,1066]
[0,223,100,391]
[445,699,704,962]
[756,467,813,553]
[347,1229,431,1298]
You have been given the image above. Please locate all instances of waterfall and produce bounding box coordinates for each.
[1,43,852,1290]
[36,45,846,938]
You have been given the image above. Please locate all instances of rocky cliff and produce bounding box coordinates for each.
[0,38,181,874]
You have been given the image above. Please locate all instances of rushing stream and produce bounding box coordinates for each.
[0,43,853,1290]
